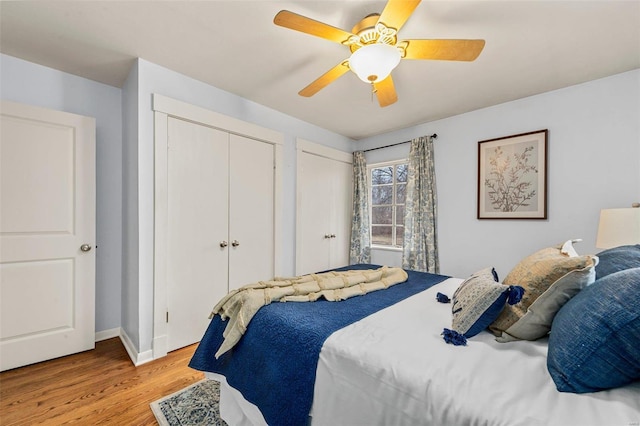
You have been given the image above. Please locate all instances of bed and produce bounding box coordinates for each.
[189,245,640,426]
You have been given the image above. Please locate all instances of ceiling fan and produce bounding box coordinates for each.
[274,0,485,107]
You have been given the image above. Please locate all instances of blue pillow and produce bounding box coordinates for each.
[547,267,640,393]
[443,268,523,345]
[595,244,640,279]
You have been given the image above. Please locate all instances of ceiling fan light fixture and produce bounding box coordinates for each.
[349,43,401,84]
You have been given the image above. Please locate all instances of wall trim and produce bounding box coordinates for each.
[152,335,168,360]
[120,328,153,366]
[297,138,353,163]
[152,94,284,146]
[95,328,120,342]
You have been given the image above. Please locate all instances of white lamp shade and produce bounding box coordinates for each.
[596,208,640,249]
[349,43,401,84]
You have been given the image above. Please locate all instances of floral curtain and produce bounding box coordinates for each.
[402,135,439,273]
[349,151,371,264]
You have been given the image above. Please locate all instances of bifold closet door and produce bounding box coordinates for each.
[298,152,333,275]
[166,117,229,352]
[228,135,275,291]
[298,149,353,276]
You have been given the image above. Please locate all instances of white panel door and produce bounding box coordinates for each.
[298,152,332,275]
[166,117,229,352]
[330,160,353,269]
[0,101,95,371]
[228,135,274,291]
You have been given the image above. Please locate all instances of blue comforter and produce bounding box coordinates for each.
[189,264,449,425]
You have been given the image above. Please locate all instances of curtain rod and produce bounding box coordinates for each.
[362,133,438,153]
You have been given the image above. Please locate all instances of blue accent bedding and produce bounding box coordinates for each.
[189,264,449,425]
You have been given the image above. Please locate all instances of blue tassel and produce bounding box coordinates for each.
[436,292,451,303]
[507,285,525,305]
[442,328,467,346]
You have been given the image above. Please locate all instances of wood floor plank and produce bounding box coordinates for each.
[0,338,204,425]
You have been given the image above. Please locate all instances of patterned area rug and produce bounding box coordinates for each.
[151,379,228,426]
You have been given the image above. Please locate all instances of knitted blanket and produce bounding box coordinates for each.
[211,266,408,357]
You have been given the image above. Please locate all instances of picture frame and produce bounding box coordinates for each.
[477,129,548,219]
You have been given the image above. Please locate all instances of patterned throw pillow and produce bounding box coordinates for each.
[495,263,596,342]
[489,241,596,338]
[443,268,523,346]
[547,268,640,393]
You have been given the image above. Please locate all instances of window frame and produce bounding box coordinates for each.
[367,159,408,250]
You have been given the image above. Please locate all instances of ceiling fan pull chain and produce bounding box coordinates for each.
[371,83,377,103]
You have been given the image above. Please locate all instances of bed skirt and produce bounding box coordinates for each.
[205,372,267,426]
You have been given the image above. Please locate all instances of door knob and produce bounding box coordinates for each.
[324,234,331,239]
[330,234,336,238]
[220,241,228,248]
[80,244,92,252]
[231,240,240,247]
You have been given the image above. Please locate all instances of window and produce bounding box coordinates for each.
[369,161,407,248]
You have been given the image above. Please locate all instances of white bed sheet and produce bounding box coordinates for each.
[310,277,640,426]
[208,278,640,426]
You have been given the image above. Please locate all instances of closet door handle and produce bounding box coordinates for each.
[324,234,331,239]
[220,241,228,248]
[231,240,240,247]
[330,234,336,239]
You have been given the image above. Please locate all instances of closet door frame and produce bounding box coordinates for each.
[295,139,353,276]
[152,94,283,359]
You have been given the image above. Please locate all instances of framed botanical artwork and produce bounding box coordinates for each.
[477,129,548,219]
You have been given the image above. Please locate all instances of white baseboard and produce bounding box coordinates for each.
[95,328,120,342]
[95,328,156,367]
[136,348,154,366]
[119,328,154,367]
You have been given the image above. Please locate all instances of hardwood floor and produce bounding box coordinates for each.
[0,338,204,425]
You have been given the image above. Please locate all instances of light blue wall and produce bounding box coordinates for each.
[0,54,123,334]
[357,69,640,278]
[121,60,140,348]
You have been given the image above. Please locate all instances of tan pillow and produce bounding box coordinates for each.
[495,264,596,342]
[489,241,596,337]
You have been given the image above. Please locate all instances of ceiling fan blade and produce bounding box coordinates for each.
[299,61,350,97]
[274,10,356,44]
[374,75,398,107]
[403,39,486,61]
[377,0,421,31]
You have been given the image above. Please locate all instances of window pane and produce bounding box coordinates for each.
[372,166,393,184]
[396,183,406,204]
[372,206,392,224]
[372,226,392,245]
[396,206,404,225]
[396,164,408,183]
[370,162,410,248]
[396,226,404,246]
[372,186,393,205]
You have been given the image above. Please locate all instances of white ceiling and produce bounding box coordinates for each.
[1,1,639,140]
